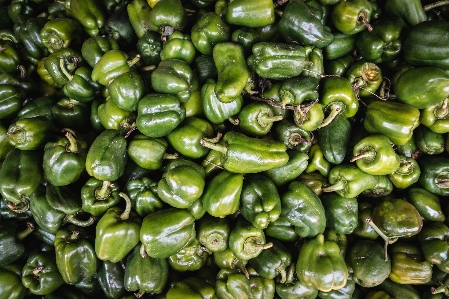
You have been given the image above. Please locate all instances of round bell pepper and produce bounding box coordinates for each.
[127,134,177,170]
[168,237,209,272]
[191,12,231,56]
[414,125,445,155]
[225,0,274,28]
[0,84,26,120]
[0,263,27,299]
[107,70,144,112]
[91,50,139,86]
[296,234,348,292]
[420,98,449,133]
[62,66,102,103]
[238,102,283,137]
[345,61,383,97]
[52,99,91,132]
[70,0,106,36]
[147,0,187,35]
[7,116,55,150]
[80,35,120,68]
[97,260,126,299]
[279,76,319,108]
[38,48,84,88]
[407,187,445,223]
[418,155,449,196]
[160,30,196,64]
[387,155,420,189]
[80,178,121,217]
[331,0,373,35]
[126,177,165,217]
[136,31,162,66]
[39,18,83,53]
[321,193,358,235]
[197,214,230,253]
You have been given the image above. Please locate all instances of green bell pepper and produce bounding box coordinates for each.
[239,174,281,230]
[201,131,289,173]
[276,264,319,299]
[107,70,144,112]
[91,50,139,86]
[166,277,217,299]
[305,143,330,177]
[136,92,186,138]
[95,192,142,263]
[231,27,261,55]
[39,18,83,53]
[363,100,420,146]
[324,32,357,60]
[278,76,319,108]
[418,155,449,196]
[419,222,449,273]
[124,244,168,296]
[281,181,326,238]
[274,118,313,153]
[384,0,426,26]
[247,42,306,80]
[43,130,87,186]
[224,0,274,28]
[127,134,177,170]
[80,35,120,68]
[0,124,13,160]
[387,155,421,189]
[278,0,334,48]
[361,175,394,198]
[318,114,352,165]
[350,134,400,175]
[352,202,380,240]
[197,214,230,253]
[160,30,196,65]
[18,17,49,61]
[157,158,206,209]
[202,169,243,218]
[54,225,98,285]
[140,207,196,258]
[151,58,199,103]
[407,187,445,223]
[421,98,449,133]
[347,239,391,287]
[322,164,378,198]
[97,260,126,299]
[0,148,42,206]
[147,0,187,35]
[296,234,348,292]
[345,61,383,97]
[0,41,21,74]
[229,216,273,261]
[0,219,34,266]
[7,116,55,150]
[104,5,137,50]
[264,151,309,187]
[213,248,249,277]
[127,0,152,39]
[321,193,358,235]
[215,269,275,299]
[0,263,27,299]
[21,251,64,295]
[168,237,209,272]
[414,125,445,155]
[126,177,165,217]
[395,67,449,109]
[62,66,102,103]
[191,12,231,56]
[70,0,106,36]
[389,241,433,285]
[81,177,121,217]
[238,102,282,137]
[52,99,91,132]
[38,48,84,88]
[331,0,373,35]
[0,84,26,120]
[85,129,128,181]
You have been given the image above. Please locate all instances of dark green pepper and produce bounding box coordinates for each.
[419,222,449,273]
[384,0,426,26]
[274,118,313,153]
[264,151,309,187]
[38,48,84,88]
[0,84,26,120]
[81,177,121,217]
[147,0,187,35]
[321,193,358,235]
[127,0,153,39]
[418,155,449,196]
[62,66,101,103]
[318,114,352,165]
[70,0,107,36]
[80,36,120,68]
[0,219,34,266]
[97,260,126,299]
[39,18,83,53]
[197,214,230,253]
[18,17,49,61]
[126,177,165,217]
[238,102,283,137]
[0,263,27,299]
[104,4,137,50]
[225,0,274,28]
[168,237,209,272]
[408,187,445,223]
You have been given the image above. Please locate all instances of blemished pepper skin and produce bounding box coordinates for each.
[403,20,449,69]
[21,251,65,295]
[85,129,128,182]
[281,181,326,238]
[345,61,383,97]
[140,208,196,258]
[95,192,142,263]
[136,31,163,66]
[278,0,334,48]
[296,234,348,292]
[124,244,169,296]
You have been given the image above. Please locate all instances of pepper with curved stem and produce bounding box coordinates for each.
[366,218,398,261]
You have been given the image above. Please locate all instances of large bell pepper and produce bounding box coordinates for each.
[403,20,449,70]
[384,0,426,26]
[157,159,206,209]
[407,187,445,223]
[0,219,34,266]
[347,240,391,287]
[85,129,128,182]
[224,0,274,28]
[147,0,187,35]
[80,35,120,68]
[418,155,449,196]
[331,0,373,35]
[39,18,83,53]
[363,100,420,146]
[278,0,334,48]
[21,251,64,295]
[160,30,196,64]
[197,214,230,253]
[321,193,358,235]
[213,42,249,104]
[0,41,21,74]
[43,130,87,186]
[200,131,289,173]
[97,260,126,299]
[281,181,326,238]
[228,216,273,261]
[318,114,352,165]
[419,222,449,273]
[52,99,91,132]
[70,0,106,36]
[136,31,162,66]
[190,12,231,56]
[247,42,306,80]
[124,244,168,296]
[62,66,102,103]
[168,237,209,272]
[296,234,348,292]
[140,207,196,258]
[7,116,55,150]
[54,225,98,285]
[0,148,42,206]
[151,58,199,103]
[91,50,139,86]
[80,177,120,217]
[126,177,165,217]
[107,70,144,112]
[95,192,142,262]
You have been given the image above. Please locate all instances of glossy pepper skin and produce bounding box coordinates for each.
[414,125,445,155]
[363,100,420,146]
[274,119,313,153]
[0,148,43,205]
[104,5,138,50]
[95,192,142,262]
[418,155,449,196]
[202,169,243,218]
[43,130,88,186]
[127,0,152,39]
[157,159,206,209]
[160,30,196,64]
[108,70,144,112]
[318,114,352,165]
[140,208,196,258]
[347,240,391,287]
[201,131,289,173]
[127,134,175,171]
[407,187,445,223]
[237,102,282,137]
[62,66,102,103]
[225,0,274,28]
[247,42,306,80]
[197,214,230,253]
[126,177,165,217]
[264,151,309,187]
[421,98,449,133]
[403,21,449,70]
[151,58,199,103]
[168,237,209,272]
[91,50,139,86]
[0,219,33,266]
[384,0,426,26]
[18,16,49,62]
[389,242,432,285]
[54,225,98,285]
[39,18,83,53]
[38,48,84,88]
[331,0,373,35]
[296,234,348,292]
[124,244,168,296]
[81,178,121,217]
[80,35,120,68]
[70,0,106,36]
[281,181,326,238]
[279,76,319,108]
[0,84,26,120]
[97,260,126,299]
[97,98,135,132]
[7,116,55,150]
[147,0,187,35]
[85,129,127,182]
[321,193,358,235]
[191,12,231,56]
[21,251,65,295]
[136,93,186,138]
[0,263,27,299]
[345,61,383,97]
[278,0,334,48]
[166,277,217,299]
[419,222,449,273]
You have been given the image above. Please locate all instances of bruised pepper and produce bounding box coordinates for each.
[200,131,289,173]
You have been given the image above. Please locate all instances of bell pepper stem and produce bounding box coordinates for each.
[6,198,30,214]
[163,153,179,160]
[127,54,141,68]
[276,267,287,284]
[366,218,398,261]
[284,264,295,284]
[64,131,79,153]
[63,214,95,227]
[436,173,449,188]
[140,243,147,258]
[17,65,26,78]
[69,230,80,241]
[59,58,73,81]
[318,102,343,129]
[393,160,413,175]
[95,181,112,200]
[258,111,283,127]
[322,180,346,193]
[200,134,227,155]
[228,117,239,126]
[350,149,376,162]
[423,0,449,11]
[206,232,226,252]
[118,192,132,221]
[135,289,146,298]
[232,258,249,279]
[435,98,449,119]
[431,284,449,295]
[203,132,223,144]
[243,237,273,257]
[17,222,35,241]
[288,132,312,148]
[33,266,44,277]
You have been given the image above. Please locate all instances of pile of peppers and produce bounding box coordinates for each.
[2,0,449,298]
